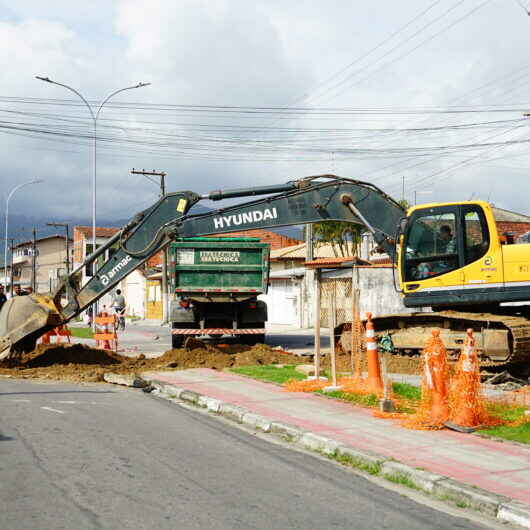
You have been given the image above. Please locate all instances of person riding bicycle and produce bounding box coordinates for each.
[112,289,126,330]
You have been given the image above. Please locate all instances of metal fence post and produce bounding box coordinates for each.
[313,269,321,378]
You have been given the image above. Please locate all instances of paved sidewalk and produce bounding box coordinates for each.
[146,368,530,505]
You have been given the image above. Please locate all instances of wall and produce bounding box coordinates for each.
[320,266,427,325]
[496,221,530,239]
[145,279,162,320]
[354,266,420,318]
[122,269,145,318]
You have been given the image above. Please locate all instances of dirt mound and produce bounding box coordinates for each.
[23,344,122,367]
[0,341,303,383]
[321,351,421,375]
[154,343,302,370]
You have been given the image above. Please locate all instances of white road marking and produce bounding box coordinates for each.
[10,399,31,402]
[41,406,65,414]
[52,400,100,405]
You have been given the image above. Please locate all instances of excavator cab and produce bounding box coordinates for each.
[399,201,497,308]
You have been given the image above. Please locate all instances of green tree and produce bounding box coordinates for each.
[311,221,363,257]
[398,199,410,210]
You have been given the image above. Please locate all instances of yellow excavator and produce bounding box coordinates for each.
[1,174,529,363]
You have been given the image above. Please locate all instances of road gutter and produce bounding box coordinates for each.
[146,377,530,528]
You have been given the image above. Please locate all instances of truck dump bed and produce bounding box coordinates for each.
[169,238,270,302]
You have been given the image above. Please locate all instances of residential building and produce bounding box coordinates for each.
[10,234,72,293]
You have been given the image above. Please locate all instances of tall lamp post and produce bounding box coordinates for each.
[35,77,151,283]
[4,179,44,296]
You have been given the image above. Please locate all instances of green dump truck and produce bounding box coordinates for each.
[168,237,269,348]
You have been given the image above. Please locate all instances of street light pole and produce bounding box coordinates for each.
[35,77,151,283]
[4,179,43,296]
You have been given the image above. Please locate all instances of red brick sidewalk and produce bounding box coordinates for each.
[146,368,530,504]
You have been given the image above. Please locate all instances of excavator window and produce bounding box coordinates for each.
[463,207,489,265]
[403,209,459,281]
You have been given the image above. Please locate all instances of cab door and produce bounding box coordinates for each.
[401,205,463,295]
[460,205,503,291]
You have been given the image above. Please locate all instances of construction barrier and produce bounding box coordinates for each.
[40,325,72,345]
[94,312,118,352]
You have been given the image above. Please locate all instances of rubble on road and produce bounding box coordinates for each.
[482,370,529,389]
[0,340,303,383]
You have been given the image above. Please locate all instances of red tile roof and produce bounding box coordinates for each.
[74,226,120,238]
[304,256,370,268]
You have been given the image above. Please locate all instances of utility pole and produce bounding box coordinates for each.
[47,222,70,274]
[131,169,168,323]
[304,223,315,329]
[31,227,37,292]
[9,238,14,297]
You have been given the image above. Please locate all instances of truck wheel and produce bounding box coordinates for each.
[172,334,184,349]
[240,323,265,345]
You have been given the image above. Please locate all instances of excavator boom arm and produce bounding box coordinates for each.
[0,175,403,357]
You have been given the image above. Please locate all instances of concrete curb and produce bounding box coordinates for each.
[147,378,530,528]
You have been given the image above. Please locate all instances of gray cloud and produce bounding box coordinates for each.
[0,0,529,233]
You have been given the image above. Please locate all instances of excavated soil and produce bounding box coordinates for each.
[321,351,422,375]
[0,341,303,383]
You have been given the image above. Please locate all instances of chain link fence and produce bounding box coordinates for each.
[320,277,353,328]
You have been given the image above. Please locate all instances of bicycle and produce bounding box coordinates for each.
[113,307,126,332]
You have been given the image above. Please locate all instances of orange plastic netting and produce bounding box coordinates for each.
[447,330,501,429]
[400,330,449,430]
[283,379,329,392]
[284,328,528,432]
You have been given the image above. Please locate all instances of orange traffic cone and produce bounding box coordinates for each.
[447,329,483,430]
[365,312,383,393]
[426,330,449,425]
[401,329,450,430]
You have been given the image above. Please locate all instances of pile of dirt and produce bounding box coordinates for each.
[320,351,422,375]
[0,341,303,383]
[22,344,123,367]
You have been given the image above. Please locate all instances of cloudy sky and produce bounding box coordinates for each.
[1,0,530,228]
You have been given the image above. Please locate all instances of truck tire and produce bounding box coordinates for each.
[171,334,184,349]
[240,323,265,345]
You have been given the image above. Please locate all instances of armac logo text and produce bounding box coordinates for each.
[100,255,133,286]
[213,207,278,230]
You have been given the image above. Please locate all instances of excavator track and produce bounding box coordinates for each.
[340,310,530,366]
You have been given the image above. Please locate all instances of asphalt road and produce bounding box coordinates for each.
[0,378,491,530]
[70,321,327,357]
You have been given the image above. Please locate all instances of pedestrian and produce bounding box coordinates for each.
[14,284,28,296]
[86,305,93,327]
[112,289,126,331]
[0,285,6,311]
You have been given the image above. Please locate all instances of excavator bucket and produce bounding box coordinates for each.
[0,294,64,360]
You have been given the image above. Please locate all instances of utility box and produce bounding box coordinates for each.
[168,237,269,348]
